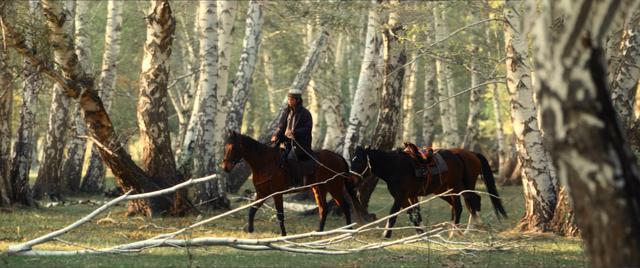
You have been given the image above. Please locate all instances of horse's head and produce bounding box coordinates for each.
[349,145,372,186]
[221,130,243,172]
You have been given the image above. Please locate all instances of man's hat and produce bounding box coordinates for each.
[288,88,302,98]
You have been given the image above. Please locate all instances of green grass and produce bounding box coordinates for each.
[0,184,585,268]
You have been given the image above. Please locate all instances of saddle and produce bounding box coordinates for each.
[403,144,448,179]
[281,146,316,187]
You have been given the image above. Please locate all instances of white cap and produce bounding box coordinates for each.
[288,88,302,95]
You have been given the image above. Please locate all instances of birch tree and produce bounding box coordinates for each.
[178,1,228,209]
[610,10,640,148]
[8,0,39,206]
[433,4,452,148]
[32,0,75,199]
[62,0,91,193]
[0,26,12,206]
[441,7,459,146]
[505,1,557,231]
[343,0,381,159]
[422,8,437,147]
[461,12,481,150]
[225,0,263,132]
[321,33,347,152]
[529,0,640,265]
[359,2,406,214]
[212,0,237,162]
[82,0,124,194]
[135,0,189,216]
[401,50,418,144]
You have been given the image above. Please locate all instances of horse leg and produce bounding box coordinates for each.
[383,199,403,239]
[439,197,455,222]
[462,192,483,234]
[326,185,352,227]
[247,193,266,233]
[273,194,287,236]
[311,186,329,232]
[407,196,423,234]
[449,196,463,238]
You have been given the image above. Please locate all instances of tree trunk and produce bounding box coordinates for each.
[322,33,347,152]
[488,22,509,178]
[305,24,324,150]
[262,51,278,114]
[422,9,437,147]
[210,0,238,204]
[134,0,189,216]
[81,0,124,194]
[62,0,92,194]
[343,0,381,159]
[611,10,640,149]
[8,0,39,207]
[0,32,13,206]
[529,0,640,265]
[550,187,580,237]
[32,0,76,200]
[225,0,263,133]
[462,12,481,151]
[229,30,329,193]
[179,1,229,210]
[433,4,452,148]
[504,1,557,232]
[440,7,459,146]
[358,3,406,215]
[401,50,417,144]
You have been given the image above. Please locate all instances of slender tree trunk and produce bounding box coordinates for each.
[174,13,200,150]
[225,0,263,133]
[8,0,39,206]
[134,0,189,216]
[33,0,76,199]
[305,24,324,149]
[343,0,381,159]
[178,1,228,210]
[486,24,509,177]
[401,50,417,144]
[62,0,92,193]
[0,31,13,206]
[611,10,640,149]
[440,8,459,146]
[322,33,347,152]
[82,1,123,194]
[422,9,437,147]
[229,30,329,193]
[529,0,640,265]
[505,1,557,232]
[358,2,405,214]
[262,52,278,114]
[433,4,452,148]
[462,11,481,151]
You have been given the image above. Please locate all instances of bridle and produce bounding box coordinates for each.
[349,152,372,180]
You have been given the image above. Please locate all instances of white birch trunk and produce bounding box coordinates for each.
[33,0,76,199]
[422,8,437,147]
[225,0,263,132]
[529,0,640,265]
[401,50,418,144]
[9,0,39,206]
[441,8,459,146]
[322,34,347,152]
[62,0,92,193]
[433,4,452,147]
[611,10,640,131]
[82,0,123,194]
[343,0,382,159]
[178,1,227,209]
[462,57,481,150]
[0,34,12,205]
[262,52,278,114]
[505,0,557,231]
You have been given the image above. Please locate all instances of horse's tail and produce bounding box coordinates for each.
[474,152,508,219]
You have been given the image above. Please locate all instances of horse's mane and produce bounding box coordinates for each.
[238,133,272,152]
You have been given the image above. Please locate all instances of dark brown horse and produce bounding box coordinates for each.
[349,144,507,238]
[221,131,358,236]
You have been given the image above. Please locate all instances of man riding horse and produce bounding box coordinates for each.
[271,88,314,187]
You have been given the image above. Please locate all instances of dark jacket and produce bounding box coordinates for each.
[273,105,313,160]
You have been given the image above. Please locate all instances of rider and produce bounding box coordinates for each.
[271,88,314,187]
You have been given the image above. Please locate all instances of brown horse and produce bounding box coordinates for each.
[349,144,507,238]
[221,131,358,236]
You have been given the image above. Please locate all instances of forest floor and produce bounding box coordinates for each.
[0,181,584,267]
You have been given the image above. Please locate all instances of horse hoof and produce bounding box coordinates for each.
[382,231,392,239]
[245,226,254,233]
[415,228,424,234]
